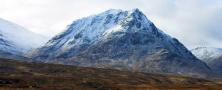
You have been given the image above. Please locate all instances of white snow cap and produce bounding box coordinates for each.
[0,18,48,51]
[192,47,222,61]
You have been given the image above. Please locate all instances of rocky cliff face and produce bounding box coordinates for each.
[32,9,212,77]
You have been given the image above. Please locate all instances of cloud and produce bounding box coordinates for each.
[0,0,221,49]
[142,0,222,49]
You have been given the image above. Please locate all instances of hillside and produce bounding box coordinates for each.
[192,47,222,74]
[0,18,47,60]
[0,58,221,90]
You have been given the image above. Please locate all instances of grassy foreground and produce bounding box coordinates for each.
[0,58,221,90]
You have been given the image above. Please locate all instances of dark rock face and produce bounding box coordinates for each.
[32,9,212,77]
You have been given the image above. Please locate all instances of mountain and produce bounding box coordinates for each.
[192,47,222,74]
[0,18,47,59]
[31,9,212,77]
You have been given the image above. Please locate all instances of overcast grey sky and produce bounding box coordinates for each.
[0,0,222,49]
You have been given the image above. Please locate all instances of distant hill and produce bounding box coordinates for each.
[192,47,222,74]
[0,18,47,60]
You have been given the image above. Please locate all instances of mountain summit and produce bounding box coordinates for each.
[32,9,211,77]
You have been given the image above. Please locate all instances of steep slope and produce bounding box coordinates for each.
[32,9,212,77]
[0,18,47,59]
[192,47,222,74]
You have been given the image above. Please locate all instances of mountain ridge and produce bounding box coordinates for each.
[31,9,212,77]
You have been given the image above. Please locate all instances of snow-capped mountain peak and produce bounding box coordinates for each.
[46,9,150,48]
[45,9,155,48]
[35,9,196,61]
[128,8,151,23]
[192,47,222,62]
[32,9,212,77]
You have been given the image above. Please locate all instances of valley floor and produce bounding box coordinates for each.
[0,58,221,90]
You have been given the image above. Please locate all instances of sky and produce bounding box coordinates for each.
[0,0,222,49]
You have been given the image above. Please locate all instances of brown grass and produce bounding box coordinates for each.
[0,58,221,90]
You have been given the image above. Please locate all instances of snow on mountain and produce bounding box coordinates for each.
[0,18,48,59]
[32,9,212,77]
[192,47,222,74]
[192,47,222,62]
[0,18,47,51]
